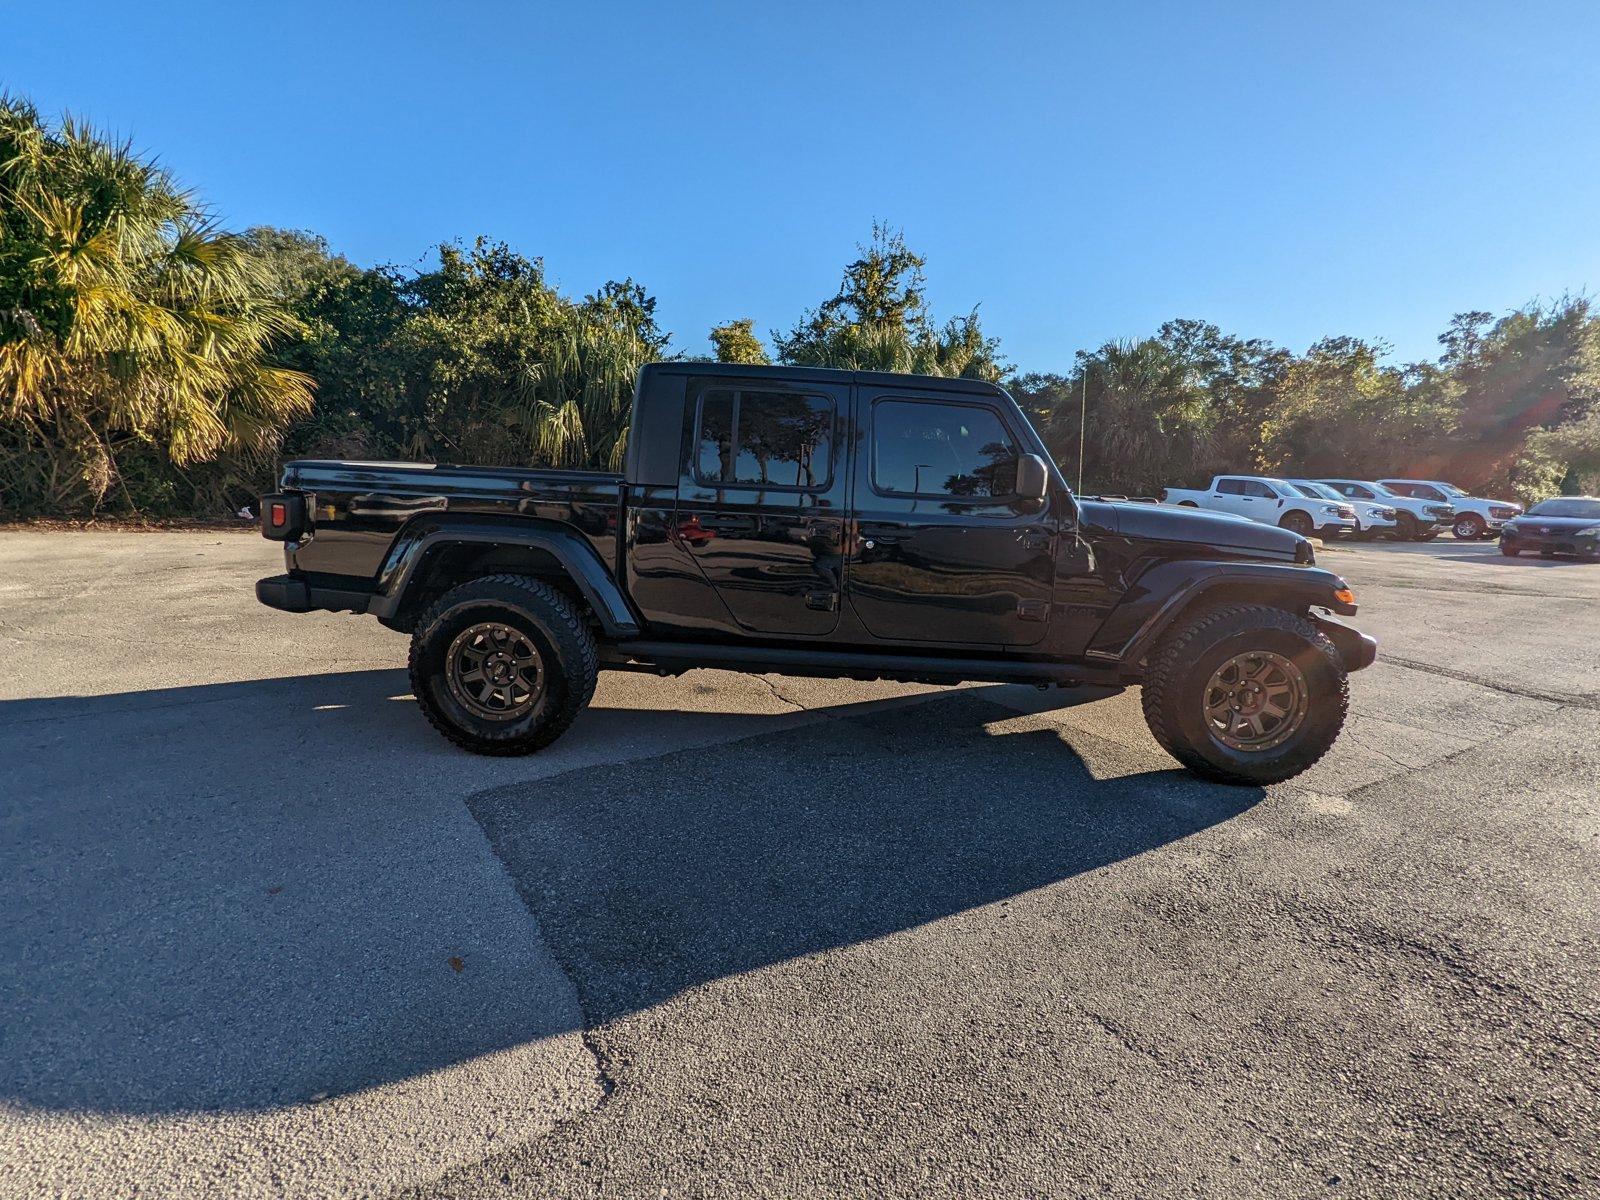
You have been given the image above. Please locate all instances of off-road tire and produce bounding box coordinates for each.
[1453,513,1486,540]
[1502,546,1520,557]
[408,574,598,756]
[1141,604,1348,786]
[1280,511,1315,537]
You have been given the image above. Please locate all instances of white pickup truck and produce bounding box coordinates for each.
[1377,478,1523,540]
[1315,479,1453,541]
[1162,475,1358,538]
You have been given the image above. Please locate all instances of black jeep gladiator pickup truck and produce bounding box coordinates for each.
[257,362,1375,784]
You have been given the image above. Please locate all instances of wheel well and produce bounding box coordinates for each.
[382,542,594,634]
[1130,584,1313,677]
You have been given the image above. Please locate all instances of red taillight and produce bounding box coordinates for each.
[270,502,287,527]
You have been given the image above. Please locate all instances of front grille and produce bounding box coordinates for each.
[1427,505,1454,519]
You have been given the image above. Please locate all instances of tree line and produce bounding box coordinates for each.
[2,96,1597,518]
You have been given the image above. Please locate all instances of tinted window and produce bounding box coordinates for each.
[1243,480,1276,498]
[873,400,1019,497]
[1344,483,1375,499]
[694,389,833,489]
[1529,498,1600,518]
[1217,479,1246,495]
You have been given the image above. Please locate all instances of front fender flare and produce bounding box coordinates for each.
[366,516,641,638]
[1086,559,1359,669]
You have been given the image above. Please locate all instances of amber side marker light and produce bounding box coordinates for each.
[1333,587,1356,606]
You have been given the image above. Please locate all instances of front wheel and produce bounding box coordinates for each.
[1453,514,1486,540]
[1279,511,1315,537]
[408,574,599,756]
[1141,605,1349,785]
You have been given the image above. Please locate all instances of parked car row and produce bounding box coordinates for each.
[1161,475,1526,543]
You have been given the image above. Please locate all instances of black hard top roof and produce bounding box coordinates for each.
[640,360,1006,396]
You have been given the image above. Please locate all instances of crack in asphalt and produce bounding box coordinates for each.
[750,673,807,713]
[1372,580,1598,601]
[1380,655,1598,710]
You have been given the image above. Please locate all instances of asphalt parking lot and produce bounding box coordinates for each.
[2,531,1596,1199]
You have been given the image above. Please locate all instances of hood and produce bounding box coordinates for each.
[1080,499,1307,561]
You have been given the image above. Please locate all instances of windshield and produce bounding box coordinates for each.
[1290,481,1342,501]
[1528,498,1600,519]
[1360,481,1399,498]
[1436,483,1469,497]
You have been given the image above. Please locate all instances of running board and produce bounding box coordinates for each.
[600,640,1120,688]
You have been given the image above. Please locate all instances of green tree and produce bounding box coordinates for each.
[708,318,770,365]
[1256,336,1429,478]
[1428,299,1600,495]
[774,223,1003,380]
[0,97,312,514]
[389,239,665,469]
[1013,337,1223,496]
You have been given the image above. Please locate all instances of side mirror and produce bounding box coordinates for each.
[1015,453,1050,505]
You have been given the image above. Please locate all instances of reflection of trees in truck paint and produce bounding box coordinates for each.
[944,442,1020,498]
[696,391,832,488]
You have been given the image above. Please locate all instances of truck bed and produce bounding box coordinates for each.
[279,459,626,583]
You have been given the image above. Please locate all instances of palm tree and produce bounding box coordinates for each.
[0,96,312,513]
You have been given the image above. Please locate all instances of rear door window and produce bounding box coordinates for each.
[694,389,834,489]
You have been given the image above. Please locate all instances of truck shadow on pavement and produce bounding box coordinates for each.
[0,672,1260,1116]
[468,690,1264,1029]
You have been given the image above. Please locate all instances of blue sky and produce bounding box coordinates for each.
[10,1,1600,370]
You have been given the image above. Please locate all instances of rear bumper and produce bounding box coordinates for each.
[1312,614,1378,673]
[256,574,373,614]
[256,574,312,612]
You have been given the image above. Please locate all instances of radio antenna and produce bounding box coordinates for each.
[1076,368,1087,494]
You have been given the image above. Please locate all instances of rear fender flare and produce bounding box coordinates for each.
[368,516,640,638]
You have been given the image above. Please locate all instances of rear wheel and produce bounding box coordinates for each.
[1141,605,1348,785]
[1280,511,1315,537]
[408,574,598,756]
[1502,546,1521,557]
[1453,513,1486,540]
